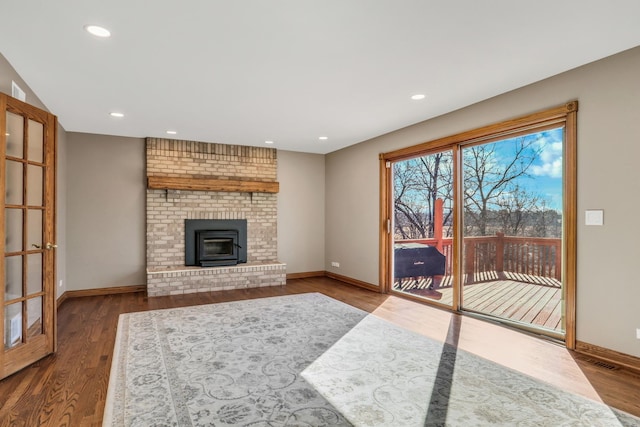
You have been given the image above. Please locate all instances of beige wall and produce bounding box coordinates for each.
[277,150,325,274]
[66,133,146,290]
[0,53,68,298]
[325,46,640,357]
[64,137,327,288]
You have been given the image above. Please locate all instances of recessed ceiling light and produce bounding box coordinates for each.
[109,112,124,118]
[84,25,111,38]
[319,136,328,140]
[265,140,274,145]
[166,130,177,135]
[411,94,426,100]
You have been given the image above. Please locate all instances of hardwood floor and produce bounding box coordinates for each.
[1,277,639,426]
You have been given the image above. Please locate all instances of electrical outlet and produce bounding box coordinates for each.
[331,261,340,268]
[58,279,63,288]
[636,328,640,340]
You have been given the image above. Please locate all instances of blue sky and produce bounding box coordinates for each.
[488,127,564,211]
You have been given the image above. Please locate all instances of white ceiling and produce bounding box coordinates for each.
[1,1,640,154]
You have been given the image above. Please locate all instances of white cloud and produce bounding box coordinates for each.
[531,141,562,178]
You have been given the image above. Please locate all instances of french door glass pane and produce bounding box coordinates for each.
[27,297,43,338]
[28,119,44,163]
[5,208,22,252]
[4,302,22,349]
[5,111,23,158]
[4,256,22,300]
[5,160,23,205]
[27,254,43,295]
[392,150,453,305]
[27,165,43,206]
[27,209,42,249]
[461,128,564,334]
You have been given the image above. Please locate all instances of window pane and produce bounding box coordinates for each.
[5,160,23,205]
[6,111,24,158]
[5,208,23,253]
[27,119,44,163]
[5,256,23,300]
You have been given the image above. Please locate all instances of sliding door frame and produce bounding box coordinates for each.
[380,101,577,348]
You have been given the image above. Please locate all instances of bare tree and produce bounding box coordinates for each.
[532,200,562,238]
[394,134,555,240]
[393,159,428,238]
[463,136,542,236]
[494,183,540,236]
[393,153,453,239]
[416,153,453,237]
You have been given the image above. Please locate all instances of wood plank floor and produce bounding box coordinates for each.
[1,277,639,426]
[397,277,563,331]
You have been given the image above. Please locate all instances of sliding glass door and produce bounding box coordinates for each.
[460,128,565,336]
[381,102,577,344]
[391,150,454,306]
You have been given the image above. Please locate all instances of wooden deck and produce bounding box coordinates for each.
[395,275,563,332]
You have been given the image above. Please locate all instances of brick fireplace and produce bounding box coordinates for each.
[145,138,286,296]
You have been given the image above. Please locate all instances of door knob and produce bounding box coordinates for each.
[45,243,58,250]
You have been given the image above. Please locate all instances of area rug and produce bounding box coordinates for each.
[103,293,640,426]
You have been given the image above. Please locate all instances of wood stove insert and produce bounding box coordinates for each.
[185,219,247,267]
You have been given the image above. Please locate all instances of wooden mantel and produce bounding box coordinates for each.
[147,176,279,193]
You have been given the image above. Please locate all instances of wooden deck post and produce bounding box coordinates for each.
[495,232,505,274]
[434,198,443,252]
[465,241,475,276]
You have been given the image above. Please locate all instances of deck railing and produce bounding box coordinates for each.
[396,233,561,284]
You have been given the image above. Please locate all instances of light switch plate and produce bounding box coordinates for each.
[585,210,604,226]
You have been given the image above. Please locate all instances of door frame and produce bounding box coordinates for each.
[379,101,577,348]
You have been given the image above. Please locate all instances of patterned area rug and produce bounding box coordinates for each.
[103,293,640,426]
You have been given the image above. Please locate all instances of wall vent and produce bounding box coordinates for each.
[11,81,26,102]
